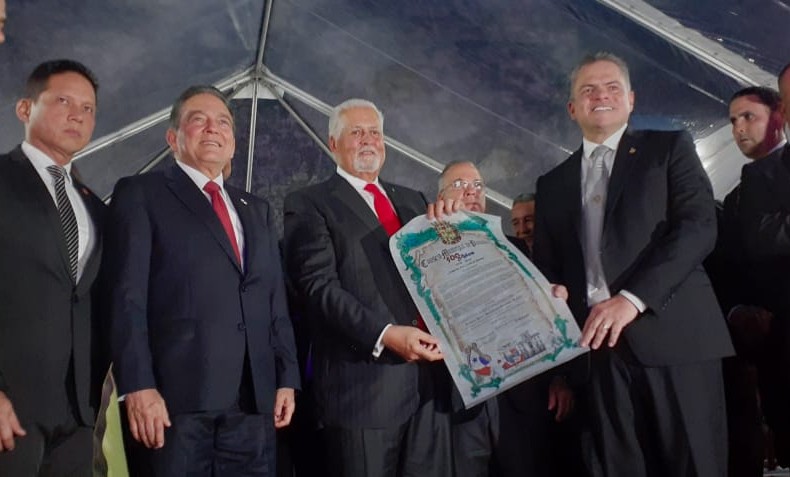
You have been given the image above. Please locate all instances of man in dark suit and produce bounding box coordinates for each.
[532,52,733,476]
[707,86,786,476]
[0,59,106,475]
[283,99,449,477]
[434,160,578,477]
[105,85,300,476]
[737,63,790,467]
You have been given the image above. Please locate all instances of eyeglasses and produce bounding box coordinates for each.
[443,179,485,192]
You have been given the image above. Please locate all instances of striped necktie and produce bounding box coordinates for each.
[46,165,79,281]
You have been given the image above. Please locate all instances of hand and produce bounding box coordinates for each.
[547,376,574,422]
[0,391,26,452]
[382,325,444,362]
[580,294,639,349]
[125,388,171,449]
[551,284,568,301]
[426,198,465,221]
[273,388,296,429]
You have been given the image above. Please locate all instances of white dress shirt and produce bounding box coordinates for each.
[23,141,96,282]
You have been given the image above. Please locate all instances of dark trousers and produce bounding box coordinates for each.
[585,348,727,477]
[451,399,498,477]
[0,418,92,477]
[123,404,275,477]
[722,356,763,477]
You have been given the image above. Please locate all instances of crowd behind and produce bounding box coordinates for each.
[2,11,790,476]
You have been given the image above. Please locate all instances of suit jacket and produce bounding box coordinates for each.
[283,173,428,427]
[533,129,733,366]
[0,146,106,427]
[104,164,299,416]
[738,144,790,310]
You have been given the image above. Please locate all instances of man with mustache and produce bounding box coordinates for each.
[532,52,733,476]
[284,99,450,477]
[0,59,106,475]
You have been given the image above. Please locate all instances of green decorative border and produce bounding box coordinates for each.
[395,215,580,397]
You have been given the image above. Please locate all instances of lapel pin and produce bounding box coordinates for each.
[240,198,248,205]
[81,187,89,196]
[629,147,637,154]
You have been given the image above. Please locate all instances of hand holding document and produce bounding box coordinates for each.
[390,211,587,408]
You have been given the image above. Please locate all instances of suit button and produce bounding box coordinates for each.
[237,323,246,331]
[240,284,247,292]
[411,319,418,326]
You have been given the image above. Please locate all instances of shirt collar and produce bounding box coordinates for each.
[582,123,628,160]
[176,160,225,192]
[335,165,382,191]
[22,141,74,180]
[766,140,787,157]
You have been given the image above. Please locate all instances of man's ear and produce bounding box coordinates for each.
[15,98,31,124]
[165,128,178,153]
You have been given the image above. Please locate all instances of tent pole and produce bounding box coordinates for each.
[244,77,261,193]
[263,83,332,158]
[256,0,275,71]
[74,68,254,162]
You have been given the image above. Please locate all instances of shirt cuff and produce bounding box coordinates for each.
[619,290,646,313]
[372,324,392,358]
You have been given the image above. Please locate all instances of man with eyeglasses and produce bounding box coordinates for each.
[434,160,577,476]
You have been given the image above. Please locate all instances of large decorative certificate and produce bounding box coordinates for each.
[390,212,587,408]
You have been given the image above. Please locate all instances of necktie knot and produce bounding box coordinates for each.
[46,165,67,182]
[204,181,221,195]
[590,145,610,167]
[364,183,402,236]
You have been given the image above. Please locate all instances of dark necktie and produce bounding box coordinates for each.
[364,183,402,236]
[46,165,79,281]
[204,181,241,263]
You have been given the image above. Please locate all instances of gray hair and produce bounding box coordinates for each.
[438,160,477,191]
[512,192,535,205]
[328,98,384,140]
[568,52,631,101]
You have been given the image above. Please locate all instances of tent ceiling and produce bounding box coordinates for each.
[1,0,787,215]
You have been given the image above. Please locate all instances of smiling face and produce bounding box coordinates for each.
[568,60,634,143]
[510,200,535,247]
[329,106,385,182]
[166,93,235,179]
[729,94,784,160]
[16,71,97,166]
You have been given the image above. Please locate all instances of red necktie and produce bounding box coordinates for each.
[364,183,428,331]
[364,183,402,236]
[204,181,241,263]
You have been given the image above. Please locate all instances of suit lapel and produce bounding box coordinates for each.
[604,129,640,224]
[165,165,242,273]
[329,174,383,233]
[566,149,584,240]
[72,175,104,291]
[9,147,75,282]
[227,187,255,273]
[774,145,790,209]
[381,181,414,225]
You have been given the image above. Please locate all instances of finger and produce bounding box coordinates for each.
[153,418,166,449]
[127,408,141,443]
[143,416,157,448]
[551,284,568,301]
[590,325,610,350]
[8,413,26,437]
[0,423,15,451]
[426,203,437,220]
[607,324,623,348]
